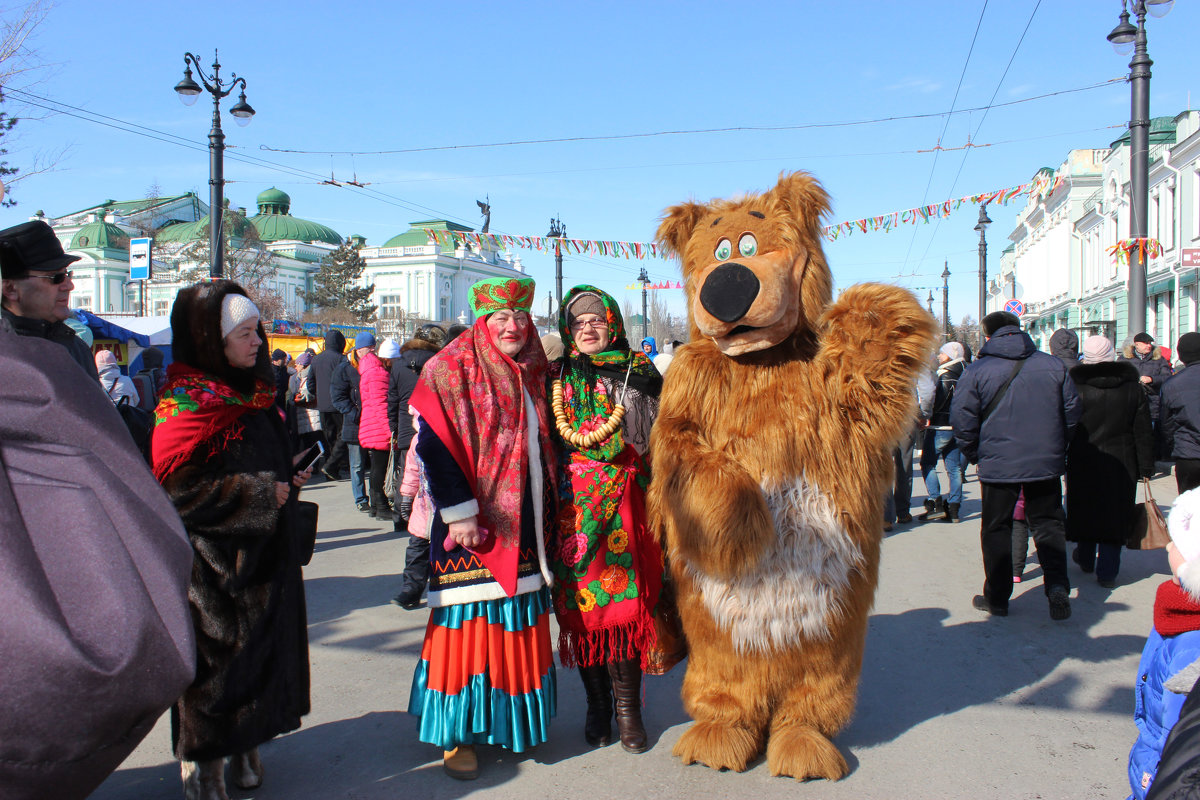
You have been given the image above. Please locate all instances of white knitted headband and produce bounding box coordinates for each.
[220,294,260,339]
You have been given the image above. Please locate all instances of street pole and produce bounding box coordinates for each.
[547,216,565,308]
[1108,0,1170,337]
[546,291,553,330]
[975,203,992,349]
[941,261,951,339]
[174,50,255,279]
[638,266,650,341]
[927,290,935,316]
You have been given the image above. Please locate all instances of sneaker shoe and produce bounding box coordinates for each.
[972,594,1008,617]
[356,501,370,513]
[1013,576,1022,584]
[1048,586,1072,620]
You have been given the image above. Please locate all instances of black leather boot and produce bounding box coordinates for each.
[607,658,648,753]
[918,497,942,520]
[943,502,960,522]
[579,664,613,747]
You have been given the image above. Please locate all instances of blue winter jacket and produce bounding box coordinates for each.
[1128,625,1200,799]
[950,326,1081,483]
[1160,364,1200,460]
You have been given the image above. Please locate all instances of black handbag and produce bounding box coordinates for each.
[114,396,154,461]
[294,500,319,566]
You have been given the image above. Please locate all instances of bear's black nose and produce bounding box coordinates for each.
[699,262,760,323]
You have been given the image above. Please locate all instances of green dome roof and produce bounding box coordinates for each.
[383,219,473,250]
[155,211,256,244]
[250,187,342,245]
[70,219,129,251]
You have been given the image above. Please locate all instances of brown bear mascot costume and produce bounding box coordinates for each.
[648,172,937,781]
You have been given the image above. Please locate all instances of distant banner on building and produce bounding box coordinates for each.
[422,173,1061,261]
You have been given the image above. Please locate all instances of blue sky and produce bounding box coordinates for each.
[3,0,1198,323]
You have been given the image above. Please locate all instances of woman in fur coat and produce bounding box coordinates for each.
[550,285,665,754]
[1066,335,1154,587]
[152,281,314,800]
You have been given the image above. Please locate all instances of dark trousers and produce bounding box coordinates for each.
[366,448,391,514]
[980,479,1069,608]
[399,535,431,598]
[894,427,918,517]
[1176,459,1200,494]
[1073,541,1123,583]
[319,411,348,474]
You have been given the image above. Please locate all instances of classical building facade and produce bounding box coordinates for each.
[993,110,1200,351]
[33,189,523,332]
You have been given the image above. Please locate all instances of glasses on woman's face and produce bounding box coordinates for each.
[570,318,607,332]
[25,270,73,285]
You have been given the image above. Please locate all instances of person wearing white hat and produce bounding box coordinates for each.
[1127,488,1200,799]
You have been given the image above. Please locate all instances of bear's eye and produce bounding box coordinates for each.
[714,238,732,261]
[739,233,758,258]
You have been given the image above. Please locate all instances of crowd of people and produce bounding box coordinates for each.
[8,214,1200,798]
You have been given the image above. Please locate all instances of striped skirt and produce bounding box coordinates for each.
[408,587,556,753]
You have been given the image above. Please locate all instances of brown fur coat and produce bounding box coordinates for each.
[648,172,937,780]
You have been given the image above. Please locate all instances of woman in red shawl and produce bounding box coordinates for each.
[406,276,557,781]
[151,281,314,800]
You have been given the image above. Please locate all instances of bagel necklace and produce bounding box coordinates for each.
[551,354,634,450]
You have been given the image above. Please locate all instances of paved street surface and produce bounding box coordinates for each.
[93,467,1183,800]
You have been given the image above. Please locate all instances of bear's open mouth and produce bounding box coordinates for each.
[728,324,757,336]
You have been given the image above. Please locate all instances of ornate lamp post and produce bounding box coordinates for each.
[1108,0,1174,336]
[927,290,936,316]
[975,203,992,349]
[174,50,255,279]
[941,261,951,339]
[638,266,651,341]
[546,216,566,307]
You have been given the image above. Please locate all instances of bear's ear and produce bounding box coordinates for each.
[767,171,831,227]
[655,201,708,259]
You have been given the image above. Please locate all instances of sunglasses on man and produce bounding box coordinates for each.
[23,269,73,285]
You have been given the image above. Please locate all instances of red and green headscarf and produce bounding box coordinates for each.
[555,285,661,462]
[469,276,536,316]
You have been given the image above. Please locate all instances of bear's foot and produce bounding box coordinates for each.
[673,720,761,772]
[766,724,848,781]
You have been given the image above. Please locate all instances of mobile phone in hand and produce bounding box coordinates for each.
[294,441,325,474]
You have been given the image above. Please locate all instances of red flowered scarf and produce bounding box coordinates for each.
[1155,579,1200,637]
[151,362,276,482]
[410,315,555,596]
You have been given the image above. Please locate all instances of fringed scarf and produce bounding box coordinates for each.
[151,362,276,482]
[410,315,555,597]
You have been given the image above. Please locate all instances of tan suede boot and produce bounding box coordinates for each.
[442,744,479,780]
[181,759,229,800]
[229,747,263,789]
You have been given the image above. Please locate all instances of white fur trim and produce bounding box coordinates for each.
[1170,488,1200,564]
[220,294,260,339]
[428,572,546,607]
[686,474,864,653]
[523,389,554,587]
[1178,559,1200,603]
[440,499,479,524]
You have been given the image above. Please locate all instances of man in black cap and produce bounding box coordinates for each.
[1121,331,1174,465]
[1160,332,1200,493]
[0,220,98,380]
[951,310,1081,620]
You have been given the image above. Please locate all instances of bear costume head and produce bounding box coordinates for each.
[656,171,832,357]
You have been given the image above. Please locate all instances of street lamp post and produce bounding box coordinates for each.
[941,261,951,339]
[927,290,936,316]
[1108,0,1174,337]
[547,216,566,308]
[975,203,992,350]
[637,267,650,341]
[174,50,255,279]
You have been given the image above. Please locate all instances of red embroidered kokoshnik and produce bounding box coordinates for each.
[151,362,276,482]
[410,316,555,597]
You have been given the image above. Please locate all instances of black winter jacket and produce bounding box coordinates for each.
[329,359,362,443]
[1119,345,1173,419]
[1065,361,1154,543]
[950,326,1082,483]
[2,307,100,381]
[929,360,964,428]
[1049,328,1080,372]
[1161,364,1200,460]
[306,330,346,413]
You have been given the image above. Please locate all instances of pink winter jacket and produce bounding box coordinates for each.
[357,351,392,450]
[399,431,430,540]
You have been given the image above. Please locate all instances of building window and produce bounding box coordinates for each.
[75,294,92,310]
[378,293,405,320]
[154,299,169,316]
[1168,186,1177,251]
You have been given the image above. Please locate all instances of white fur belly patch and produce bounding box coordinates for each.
[686,475,863,654]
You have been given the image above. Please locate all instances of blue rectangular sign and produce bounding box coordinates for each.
[130,237,152,281]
